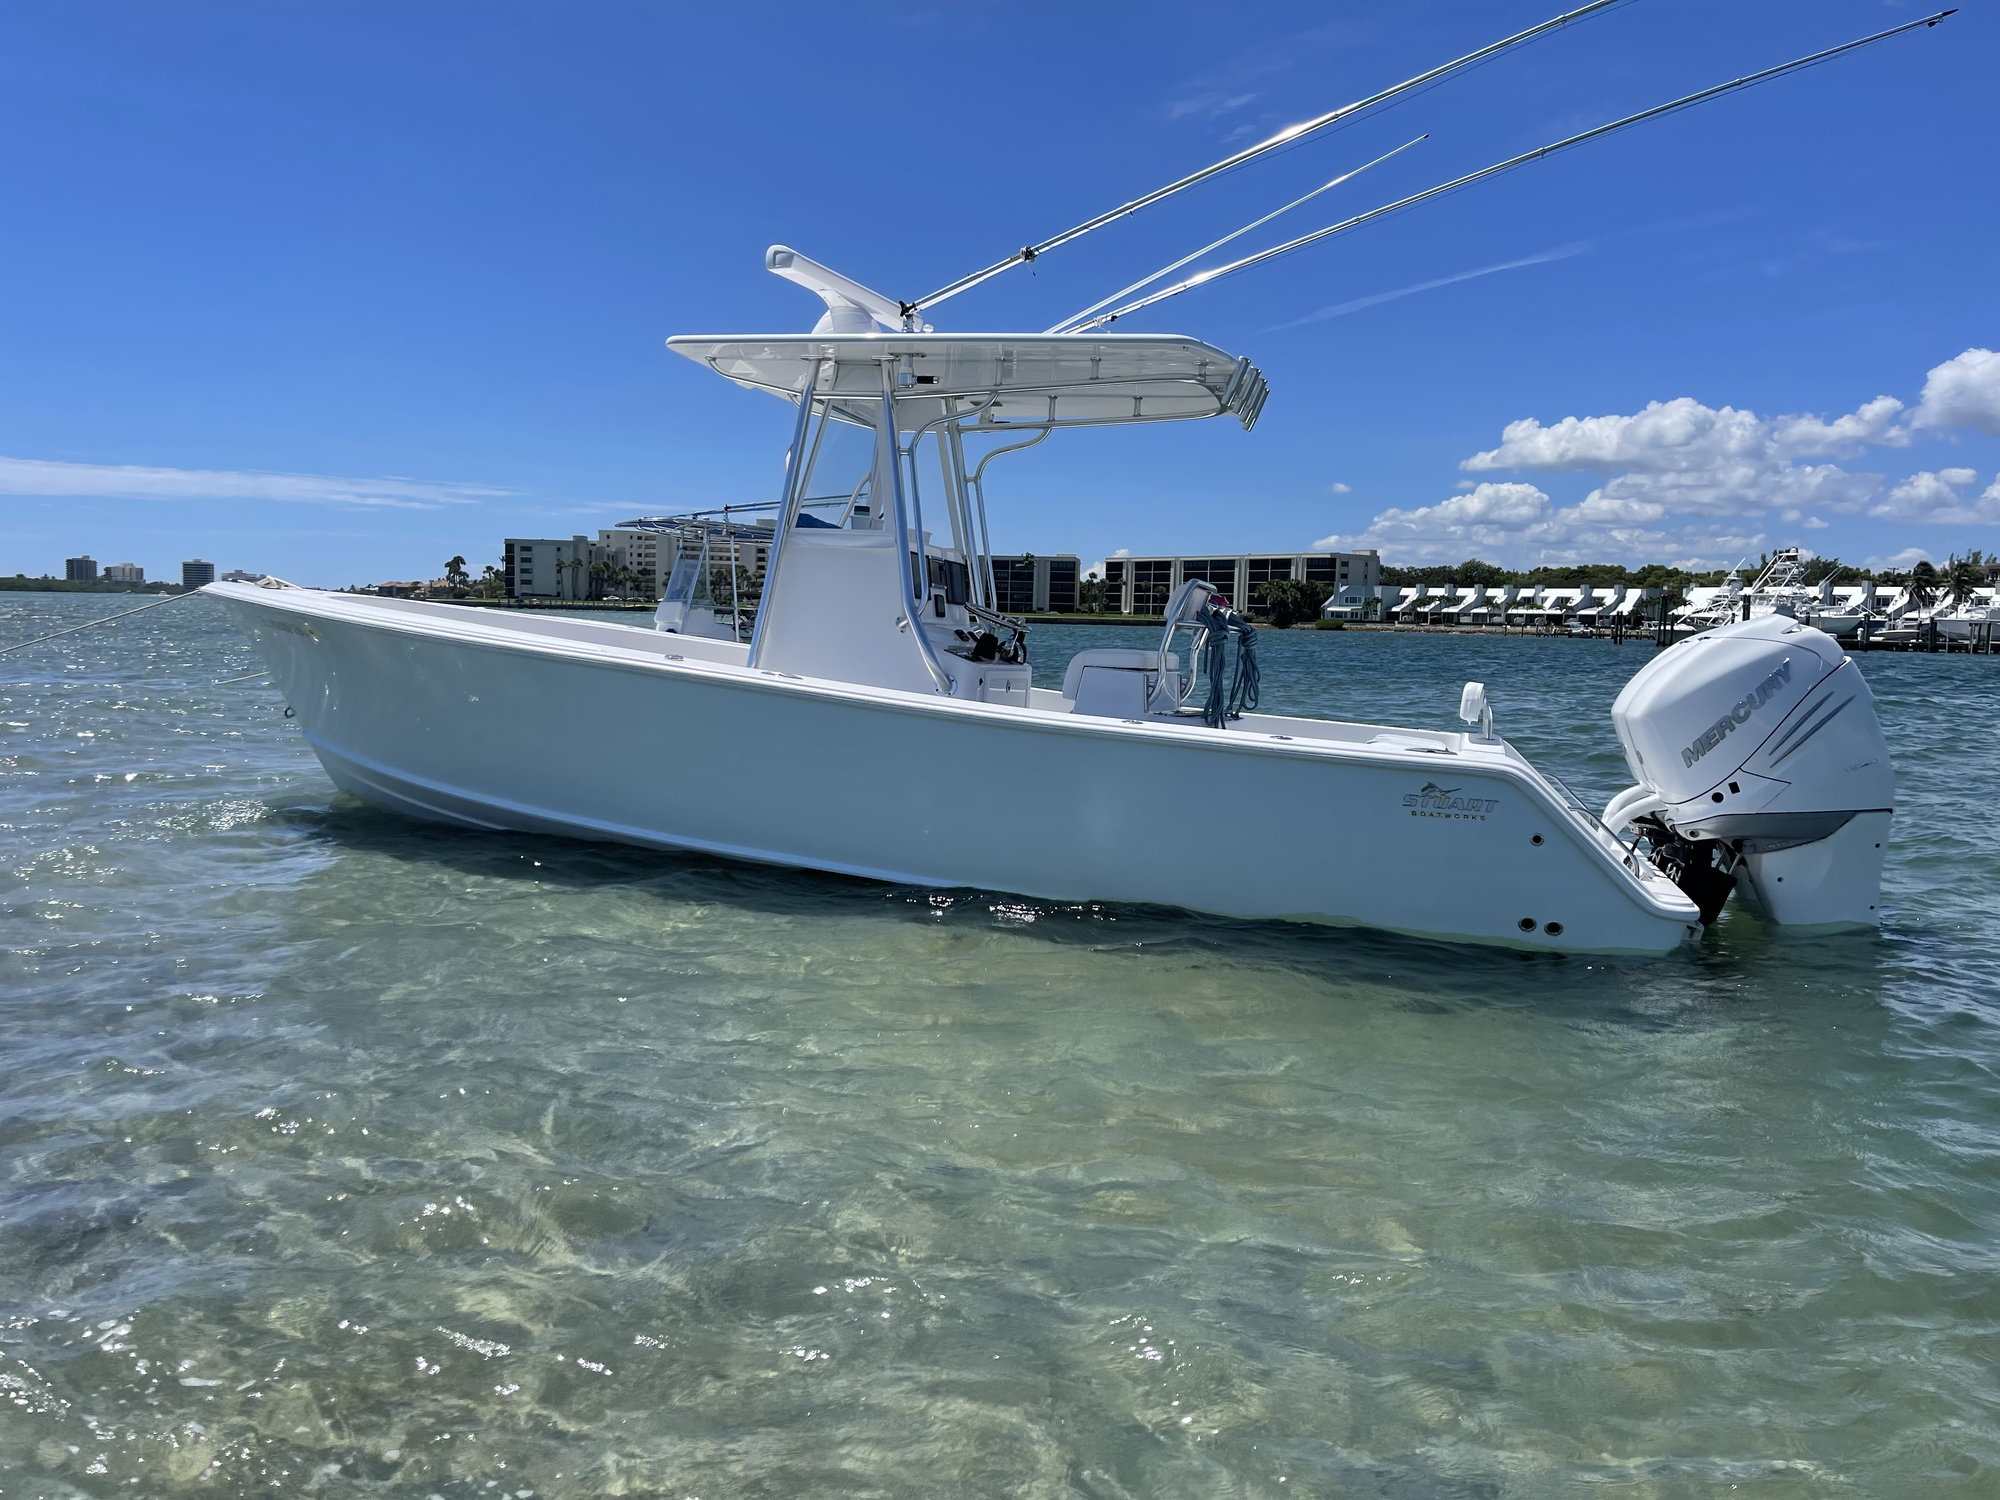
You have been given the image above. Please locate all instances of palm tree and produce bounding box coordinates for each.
[1906,559,1939,613]
[564,554,586,601]
[444,555,469,594]
[1943,555,1982,610]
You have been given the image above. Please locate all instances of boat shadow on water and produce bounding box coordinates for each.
[280,793,1904,1032]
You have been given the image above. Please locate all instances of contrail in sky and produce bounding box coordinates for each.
[1268,241,1592,330]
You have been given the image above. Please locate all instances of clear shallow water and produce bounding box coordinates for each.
[2,592,1998,1499]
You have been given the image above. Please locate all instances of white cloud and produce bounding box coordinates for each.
[1459,391,1903,519]
[1327,482,1351,494]
[1865,546,1932,572]
[1318,344,2000,565]
[1313,481,1550,553]
[1911,347,2000,435]
[0,455,506,509]
[1769,395,1910,457]
[1870,468,2000,525]
[1378,348,2000,563]
[1579,461,1880,519]
[1312,481,1754,566]
[1464,398,1768,474]
[1566,494,1664,525]
[1349,348,1997,568]
[1167,90,1262,121]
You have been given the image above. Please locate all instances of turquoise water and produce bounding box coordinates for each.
[3,591,1998,1498]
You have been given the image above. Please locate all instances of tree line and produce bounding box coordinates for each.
[1379,550,1994,600]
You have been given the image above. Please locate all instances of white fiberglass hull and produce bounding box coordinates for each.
[1934,612,2000,641]
[212,585,1700,954]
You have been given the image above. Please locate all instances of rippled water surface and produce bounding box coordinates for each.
[4,592,1999,1498]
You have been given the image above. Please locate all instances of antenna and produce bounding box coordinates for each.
[909,0,1625,318]
[1048,134,1426,336]
[1067,8,1957,333]
[767,245,909,334]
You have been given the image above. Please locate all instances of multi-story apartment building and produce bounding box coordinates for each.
[104,562,145,583]
[593,528,667,596]
[987,555,1082,614]
[505,525,777,603]
[181,559,215,589]
[502,537,594,600]
[1099,549,1380,614]
[65,555,98,583]
[605,521,776,598]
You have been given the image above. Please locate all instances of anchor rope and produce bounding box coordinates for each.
[1194,599,1261,728]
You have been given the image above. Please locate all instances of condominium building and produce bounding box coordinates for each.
[988,555,1082,614]
[608,519,776,596]
[1099,549,1380,614]
[65,555,98,583]
[597,525,774,598]
[220,569,265,583]
[104,562,145,583]
[181,559,216,589]
[505,525,777,603]
[594,528,668,596]
[503,537,594,600]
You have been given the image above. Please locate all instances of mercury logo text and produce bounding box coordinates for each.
[1680,659,1793,768]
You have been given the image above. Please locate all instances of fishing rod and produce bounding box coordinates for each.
[1065,8,1956,333]
[907,0,1624,320]
[1046,134,1427,337]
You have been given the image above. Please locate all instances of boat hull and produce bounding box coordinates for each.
[214,586,1700,954]
[1935,612,2000,642]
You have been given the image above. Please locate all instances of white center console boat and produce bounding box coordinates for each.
[207,248,1896,954]
[207,5,1943,951]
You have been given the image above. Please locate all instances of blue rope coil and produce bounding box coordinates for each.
[1194,600,1260,728]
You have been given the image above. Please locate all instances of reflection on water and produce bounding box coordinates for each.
[3,593,1999,1496]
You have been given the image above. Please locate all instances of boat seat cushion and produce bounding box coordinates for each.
[1060,648,1175,701]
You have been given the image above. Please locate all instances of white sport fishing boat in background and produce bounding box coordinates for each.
[1927,597,2000,643]
[210,4,1942,952]
[1674,549,1869,639]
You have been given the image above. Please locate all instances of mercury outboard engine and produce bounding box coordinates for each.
[1603,614,1893,928]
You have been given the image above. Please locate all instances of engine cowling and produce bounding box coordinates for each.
[1606,614,1893,928]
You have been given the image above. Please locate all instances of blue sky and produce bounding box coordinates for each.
[1,0,1994,586]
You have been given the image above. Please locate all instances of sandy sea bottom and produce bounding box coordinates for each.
[2,593,1999,1498]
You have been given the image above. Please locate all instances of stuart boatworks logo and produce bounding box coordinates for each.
[1404,782,1499,821]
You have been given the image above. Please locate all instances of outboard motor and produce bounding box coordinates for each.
[1603,615,1893,928]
